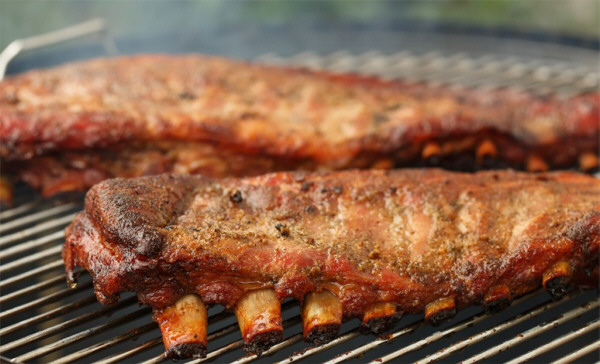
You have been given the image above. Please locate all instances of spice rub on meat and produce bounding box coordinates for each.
[2,55,599,199]
[63,169,600,359]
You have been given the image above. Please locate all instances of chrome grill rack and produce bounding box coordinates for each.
[1,20,599,364]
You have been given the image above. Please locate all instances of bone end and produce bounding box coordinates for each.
[372,158,394,170]
[579,152,599,172]
[301,290,342,345]
[476,139,498,167]
[0,177,13,208]
[243,331,284,354]
[422,142,442,165]
[526,155,549,172]
[166,343,207,360]
[360,302,401,334]
[425,297,456,326]
[483,284,511,313]
[154,294,208,360]
[543,261,573,299]
[235,288,283,353]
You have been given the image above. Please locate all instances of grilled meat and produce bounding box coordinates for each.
[2,55,598,199]
[63,169,600,358]
[14,141,311,198]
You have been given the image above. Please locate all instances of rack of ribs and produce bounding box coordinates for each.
[1,55,598,201]
[63,169,600,359]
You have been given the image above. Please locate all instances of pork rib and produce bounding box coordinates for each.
[63,169,600,358]
[2,55,599,199]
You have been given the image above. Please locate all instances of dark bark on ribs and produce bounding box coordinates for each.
[2,55,599,198]
[62,169,600,357]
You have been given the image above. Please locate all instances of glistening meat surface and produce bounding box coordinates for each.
[63,169,600,358]
[2,55,599,198]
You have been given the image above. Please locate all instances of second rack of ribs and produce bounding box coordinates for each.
[63,169,600,358]
[2,55,599,201]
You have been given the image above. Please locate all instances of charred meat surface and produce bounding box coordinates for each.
[63,169,600,357]
[2,55,599,197]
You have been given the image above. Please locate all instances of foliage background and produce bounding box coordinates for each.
[1,0,598,50]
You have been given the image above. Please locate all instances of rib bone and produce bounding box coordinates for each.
[0,177,13,207]
[483,284,511,313]
[301,290,343,345]
[421,142,442,164]
[234,288,283,353]
[476,139,498,166]
[425,297,456,326]
[361,302,401,334]
[579,152,599,172]
[543,261,573,298]
[526,155,549,172]
[153,294,207,359]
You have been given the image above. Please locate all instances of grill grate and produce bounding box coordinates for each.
[1,22,599,364]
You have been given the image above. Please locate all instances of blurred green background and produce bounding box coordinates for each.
[1,0,598,50]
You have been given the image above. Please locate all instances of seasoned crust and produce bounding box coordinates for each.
[2,55,598,169]
[64,169,600,315]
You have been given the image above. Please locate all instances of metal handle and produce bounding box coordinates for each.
[0,18,117,80]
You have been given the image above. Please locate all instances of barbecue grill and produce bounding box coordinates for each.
[1,19,599,364]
